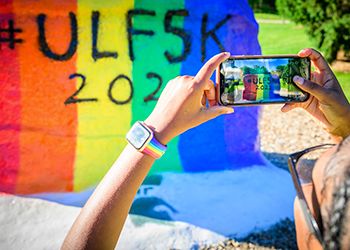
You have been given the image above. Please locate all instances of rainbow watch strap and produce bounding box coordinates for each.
[142,136,167,159]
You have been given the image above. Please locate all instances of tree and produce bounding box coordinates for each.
[248,0,277,13]
[253,65,269,74]
[276,0,350,62]
[242,66,254,74]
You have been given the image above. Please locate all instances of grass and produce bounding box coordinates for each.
[334,72,350,101]
[257,15,350,101]
[258,22,314,55]
[254,13,286,20]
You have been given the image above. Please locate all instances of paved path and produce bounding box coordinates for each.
[259,105,332,170]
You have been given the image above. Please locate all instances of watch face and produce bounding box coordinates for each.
[127,123,151,150]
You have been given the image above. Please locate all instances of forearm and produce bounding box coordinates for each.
[61,52,232,250]
[62,144,155,250]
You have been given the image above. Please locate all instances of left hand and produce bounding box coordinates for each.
[281,48,350,140]
[145,52,234,145]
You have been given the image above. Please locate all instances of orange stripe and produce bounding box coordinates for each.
[14,1,77,194]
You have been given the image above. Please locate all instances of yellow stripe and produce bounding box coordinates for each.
[74,0,133,190]
[147,144,163,155]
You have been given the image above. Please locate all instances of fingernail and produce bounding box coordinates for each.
[298,49,306,54]
[223,52,231,57]
[226,108,234,114]
[298,48,310,55]
[293,75,304,84]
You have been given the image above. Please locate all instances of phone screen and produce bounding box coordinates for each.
[218,56,310,105]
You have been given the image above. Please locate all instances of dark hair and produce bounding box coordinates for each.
[323,136,350,250]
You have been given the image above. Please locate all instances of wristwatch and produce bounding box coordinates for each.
[126,121,167,159]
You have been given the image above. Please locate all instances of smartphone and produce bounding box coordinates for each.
[216,55,311,106]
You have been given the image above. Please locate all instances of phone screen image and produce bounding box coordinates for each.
[219,56,310,105]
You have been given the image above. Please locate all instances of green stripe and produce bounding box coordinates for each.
[132,0,184,173]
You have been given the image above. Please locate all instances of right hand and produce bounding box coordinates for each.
[281,48,350,140]
[144,52,233,145]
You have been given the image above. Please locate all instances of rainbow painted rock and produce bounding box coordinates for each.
[0,0,264,194]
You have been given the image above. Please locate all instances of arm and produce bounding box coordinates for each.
[61,52,233,250]
[281,48,350,141]
[61,145,155,250]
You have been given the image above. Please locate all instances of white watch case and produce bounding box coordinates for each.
[126,121,154,151]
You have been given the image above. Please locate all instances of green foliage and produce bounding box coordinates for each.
[257,12,350,101]
[249,0,277,13]
[276,0,350,62]
[242,65,269,74]
[242,66,253,74]
[255,65,270,74]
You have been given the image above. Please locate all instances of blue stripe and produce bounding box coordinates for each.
[179,0,265,171]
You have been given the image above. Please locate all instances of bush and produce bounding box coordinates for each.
[276,0,350,62]
[249,0,277,13]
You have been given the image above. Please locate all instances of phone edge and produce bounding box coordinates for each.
[215,55,311,106]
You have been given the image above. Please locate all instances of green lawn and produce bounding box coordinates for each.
[257,16,350,101]
[335,72,350,101]
[254,13,286,20]
[258,22,315,55]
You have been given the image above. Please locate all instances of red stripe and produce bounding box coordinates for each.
[143,147,159,159]
[14,1,77,194]
[0,1,21,193]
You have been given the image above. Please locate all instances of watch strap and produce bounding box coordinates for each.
[142,134,167,159]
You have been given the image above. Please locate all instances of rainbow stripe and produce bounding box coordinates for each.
[0,0,263,194]
[143,137,167,159]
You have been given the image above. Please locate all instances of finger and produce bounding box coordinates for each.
[281,103,297,113]
[311,72,319,82]
[298,48,330,72]
[293,75,328,102]
[195,52,231,84]
[200,105,234,121]
[201,94,206,106]
[204,80,217,106]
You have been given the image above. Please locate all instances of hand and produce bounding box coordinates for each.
[281,48,350,140]
[145,52,234,144]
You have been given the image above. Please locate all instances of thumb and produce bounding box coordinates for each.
[201,105,234,121]
[293,76,327,102]
[281,103,297,113]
